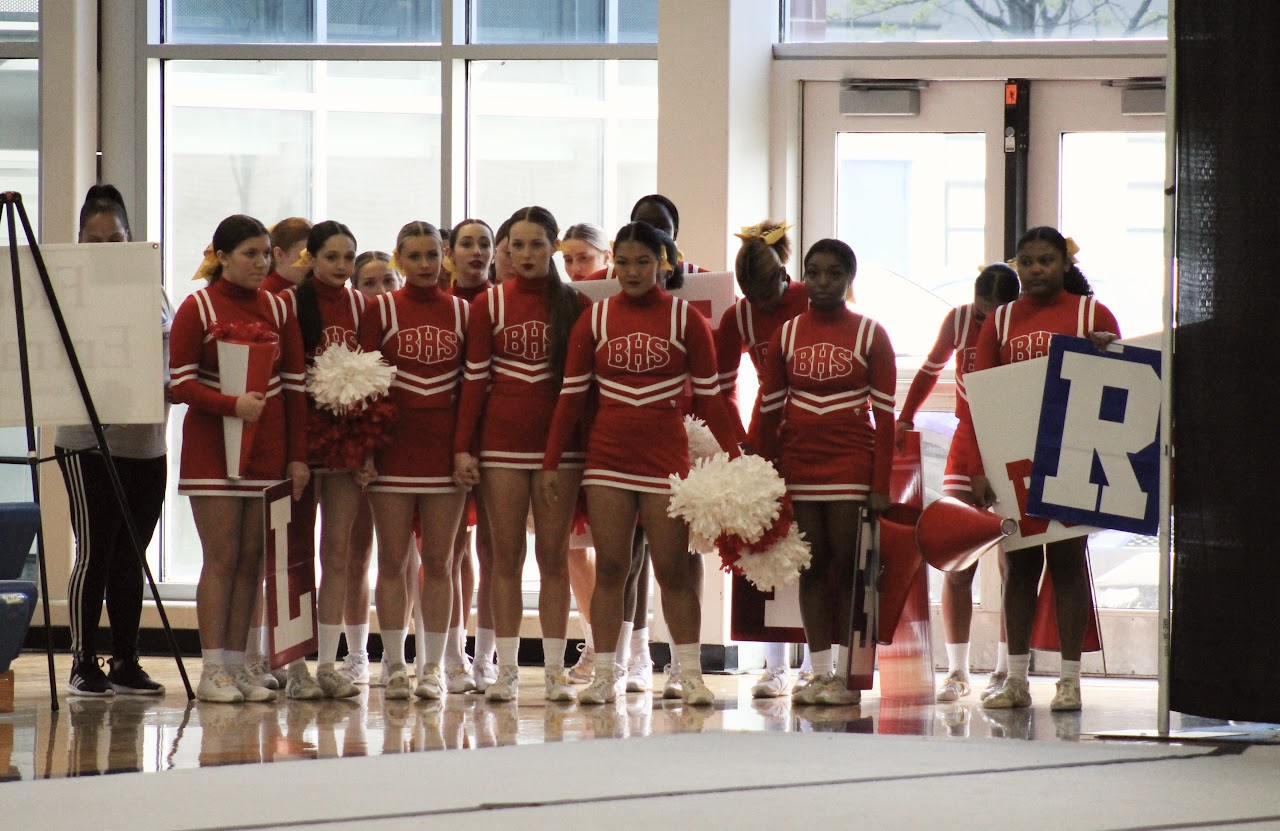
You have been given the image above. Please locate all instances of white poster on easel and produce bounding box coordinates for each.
[0,242,165,427]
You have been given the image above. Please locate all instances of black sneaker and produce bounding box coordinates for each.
[107,656,165,696]
[67,656,115,697]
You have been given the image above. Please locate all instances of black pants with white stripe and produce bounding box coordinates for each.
[55,448,167,661]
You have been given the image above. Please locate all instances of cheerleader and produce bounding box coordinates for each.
[442,218,496,692]
[752,238,896,707]
[56,185,169,697]
[171,215,310,703]
[492,217,521,284]
[359,221,470,702]
[282,221,369,699]
[556,221,612,681]
[896,264,1020,703]
[338,251,401,686]
[957,227,1120,713]
[452,206,590,703]
[561,223,612,281]
[540,221,741,707]
[263,217,312,294]
[714,220,809,700]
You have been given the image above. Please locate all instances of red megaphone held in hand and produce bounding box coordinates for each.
[916,497,1017,573]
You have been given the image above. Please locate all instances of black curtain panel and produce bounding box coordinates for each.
[1171,0,1280,722]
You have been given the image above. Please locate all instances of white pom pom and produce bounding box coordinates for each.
[306,344,396,415]
[735,523,812,592]
[683,415,723,463]
[667,454,787,545]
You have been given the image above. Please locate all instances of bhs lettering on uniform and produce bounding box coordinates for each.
[1027,335,1162,535]
[322,325,358,351]
[501,320,548,360]
[397,325,460,362]
[606,333,671,372]
[791,343,854,380]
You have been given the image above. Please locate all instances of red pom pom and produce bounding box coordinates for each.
[713,494,796,578]
[308,399,400,470]
[210,321,279,345]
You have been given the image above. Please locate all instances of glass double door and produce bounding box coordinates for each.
[801,79,1165,675]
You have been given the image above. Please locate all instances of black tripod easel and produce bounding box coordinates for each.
[0,191,193,708]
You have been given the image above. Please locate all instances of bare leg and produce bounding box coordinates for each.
[637,494,699,645]
[584,486,640,659]
[1003,544,1046,656]
[567,546,595,635]
[343,495,374,636]
[368,493,417,641]
[191,496,250,651]
[1044,536,1089,663]
[481,469,534,639]
[531,468,584,641]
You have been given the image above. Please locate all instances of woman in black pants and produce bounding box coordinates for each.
[55,185,171,696]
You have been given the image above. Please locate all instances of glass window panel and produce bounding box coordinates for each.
[835,132,984,369]
[470,59,656,235]
[0,59,39,222]
[162,60,441,583]
[165,0,440,44]
[0,0,37,42]
[471,0,657,44]
[784,0,1167,43]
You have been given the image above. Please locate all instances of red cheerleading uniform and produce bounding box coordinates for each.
[454,277,591,470]
[543,284,740,493]
[261,271,295,295]
[170,279,308,497]
[714,279,808,442]
[752,306,896,501]
[359,282,469,493]
[898,303,984,495]
[451,280,491,304]
[954,289,1120,479]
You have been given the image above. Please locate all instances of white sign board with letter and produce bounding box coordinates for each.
[573,271,737,323]
[0,242,164,427]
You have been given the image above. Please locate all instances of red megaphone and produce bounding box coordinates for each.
[876,504,923,640]
[916,497,1017,573]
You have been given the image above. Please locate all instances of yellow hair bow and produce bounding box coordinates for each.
[292,249,314,269]
[1065,236,1080,264]
[556,241,572,254]
[659,248,672,272]
[388,253,401,274]
[734,222,793,247]
[191,244,219,281]
[443,255,457,276]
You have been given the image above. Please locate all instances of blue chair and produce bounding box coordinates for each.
[0,502,40,674]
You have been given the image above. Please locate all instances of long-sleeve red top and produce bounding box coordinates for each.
[897,303,984,424]
[358,282,469,410]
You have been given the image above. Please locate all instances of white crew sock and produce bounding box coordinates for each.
[496,636,519,668]
[223,649,246,671]
[616,621,634,665]
[202,648,225,669]
[1008,653,1031,683]
[421,631,447,668]
[764,642,789,671]
[476,628,497,663]
[630,626,648,660]
[445,626,465,668]
[946,642,971,677]
[382,628,407,668]
[594,651,616,679]
[834,644,850,677]
[1060,659,1081,682]
[674,643,701,675]
[811,649,833,677]
[543,637,567,670]
[582,625,595,651]
[800,644,812,673]
[318,623,343,666]
[246,627,267,662]
[345,623,369,658]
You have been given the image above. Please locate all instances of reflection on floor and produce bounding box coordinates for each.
[1,654,1171,781]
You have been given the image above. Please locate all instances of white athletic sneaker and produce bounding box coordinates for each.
[660,664,683,700]
[383,664,413,701]
[415,665,446,700]
[243,660,279,691]
[813,674,860,706]
[286,662,323,701]
[232,666,276,702]
[791,673,825,705]
[982,675,1031,709]
[936,670,972,703]
[680,671,715,706]
[337,652,371,685]
[197,664,244,704]
[485,666,520,702]
[544,669,578,703]
[751,667,791,699]
[1049,677,1082,712]
[373,656,391,687]
[567,643,595,684]
[317,664,360,699]
[472,657,499,693]
[579,666,625,705]
[980,671,1008,702]
[626,652,654,693]
[446,664,477,694]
